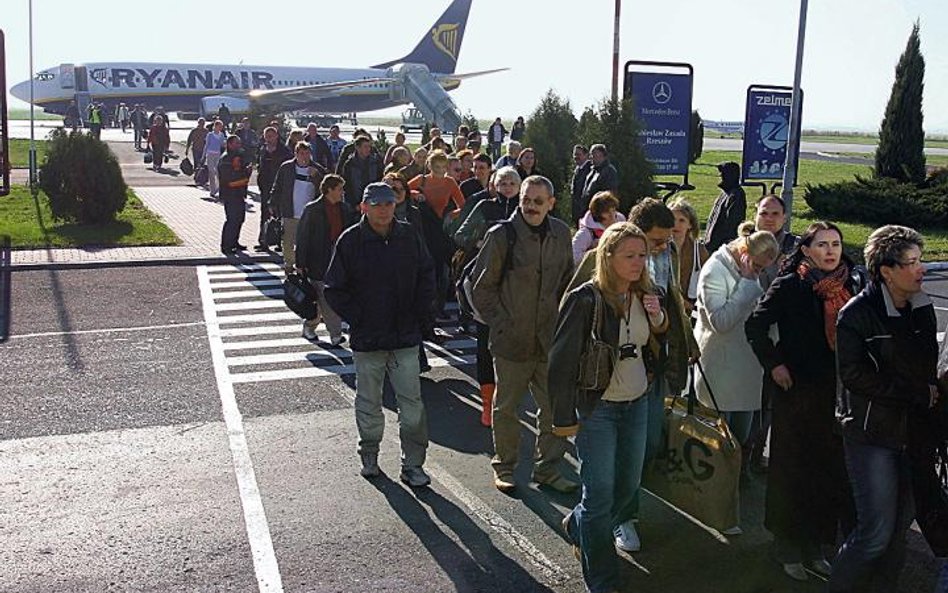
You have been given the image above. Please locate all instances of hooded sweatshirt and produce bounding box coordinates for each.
[571,210,627,264]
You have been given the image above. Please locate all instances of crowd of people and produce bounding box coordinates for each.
[183,117,944,592]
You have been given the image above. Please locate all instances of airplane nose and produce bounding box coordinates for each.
[10,79,30,103]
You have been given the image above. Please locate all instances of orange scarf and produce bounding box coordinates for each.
[798,261,852,351]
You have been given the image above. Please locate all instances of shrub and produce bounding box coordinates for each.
[690,110,704,165]
[523,89,579,216]
[39,129,128,224]
[804,175,948,228]
[577,97,655,213]
[373,129,390,157]
[461,110,480,133]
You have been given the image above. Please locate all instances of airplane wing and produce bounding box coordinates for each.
[248,78,395,107]
[438,68,509,83]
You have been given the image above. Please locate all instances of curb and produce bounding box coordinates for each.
[3,252,282,272]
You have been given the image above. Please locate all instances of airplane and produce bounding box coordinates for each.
[9,0,503,131]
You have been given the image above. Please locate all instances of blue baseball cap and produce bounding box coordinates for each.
[362,182,396,205]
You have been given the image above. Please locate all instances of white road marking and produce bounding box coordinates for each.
[214,300,288,312]
[217,312,300,324]
[196,266,284,593]
[206,262,283,273]
[7,321,207,340]
[213,288,284,300]
[211,279,284,289]
[208,272,284,282]
[230,355,475,383]
[324,381,569,586]
[223,337,318,351]
[219,324,302,338]
[227,349,350,368]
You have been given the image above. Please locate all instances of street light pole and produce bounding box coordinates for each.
[611,0,621,101]
[28,0,36,188]
[781,0,808,230]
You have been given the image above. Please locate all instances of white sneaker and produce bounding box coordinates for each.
[614,520,641,552]
[302,324,318,340]
[330,334,346,347]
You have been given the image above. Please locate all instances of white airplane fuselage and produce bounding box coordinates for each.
[10,62,460,116]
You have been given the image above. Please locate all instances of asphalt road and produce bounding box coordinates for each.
[2,264,946,592]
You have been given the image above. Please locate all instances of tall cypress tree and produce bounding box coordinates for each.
[875,22,926,184]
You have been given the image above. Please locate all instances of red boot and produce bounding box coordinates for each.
[480,383,495,427]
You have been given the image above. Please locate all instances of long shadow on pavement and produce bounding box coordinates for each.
[370,474,557,592]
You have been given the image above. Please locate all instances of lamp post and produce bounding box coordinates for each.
[28,0,37,188]
[781,0,808,230]
[611,0,621,101]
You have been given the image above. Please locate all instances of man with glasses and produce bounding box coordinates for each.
[324,183,437,487]
[471,175,576,494]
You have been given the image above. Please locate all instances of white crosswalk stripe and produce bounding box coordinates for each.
[199,263,477,384]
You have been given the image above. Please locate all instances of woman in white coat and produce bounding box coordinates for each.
[693,222,778,444]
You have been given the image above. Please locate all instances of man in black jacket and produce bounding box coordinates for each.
[580,144,619,226]
[295,174,357,344]
[254,127,292,251]
[218,135,253,254]
[324,183,436,488]
[704,161,746,252]
[570,145,592,225]
[270,142,326,271]
[341,137,382,206]
[831,225,938,593]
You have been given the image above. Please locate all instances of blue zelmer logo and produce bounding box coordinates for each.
[105,68,275,90]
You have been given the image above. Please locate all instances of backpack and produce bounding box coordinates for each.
[457,221,516,324]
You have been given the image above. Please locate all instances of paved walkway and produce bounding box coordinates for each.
[9,186,278,268]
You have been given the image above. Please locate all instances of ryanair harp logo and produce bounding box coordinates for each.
[431,23,461,61]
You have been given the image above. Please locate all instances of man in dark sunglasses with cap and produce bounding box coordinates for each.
[324,182,437,488]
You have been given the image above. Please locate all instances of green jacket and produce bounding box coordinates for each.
[565,240,698,393]
[472,212,574,362]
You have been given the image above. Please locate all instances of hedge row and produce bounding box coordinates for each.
[803,173,948,228]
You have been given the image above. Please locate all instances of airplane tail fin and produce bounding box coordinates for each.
[372,0,472,74]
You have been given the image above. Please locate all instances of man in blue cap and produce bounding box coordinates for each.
[324,182,437,487]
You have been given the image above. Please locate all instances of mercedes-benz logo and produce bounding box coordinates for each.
[652,81,672,105]
[652,80,671,105]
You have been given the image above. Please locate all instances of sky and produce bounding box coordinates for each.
[2,0,946,132]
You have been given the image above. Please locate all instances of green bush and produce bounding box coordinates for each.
[39,129,128,224]
[523,89,579,217]
[804,175,948,228]
[577,97,655,213]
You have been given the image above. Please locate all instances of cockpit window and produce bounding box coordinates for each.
[34,72,55,81]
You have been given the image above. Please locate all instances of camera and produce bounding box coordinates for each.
[619,343,639,360]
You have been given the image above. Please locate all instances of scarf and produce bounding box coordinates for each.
[797,260,852,351]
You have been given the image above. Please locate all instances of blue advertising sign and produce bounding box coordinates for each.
[626,71,693,176]
[741,86,802,182]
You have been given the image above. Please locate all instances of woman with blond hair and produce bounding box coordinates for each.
[694,222,778,443]
[550,222,668,593]
[668,197,709,316]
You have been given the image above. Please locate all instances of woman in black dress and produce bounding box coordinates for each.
[745,221,865,582]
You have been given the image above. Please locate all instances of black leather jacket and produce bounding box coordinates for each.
[549,282,665,427]
[836,281,938,449]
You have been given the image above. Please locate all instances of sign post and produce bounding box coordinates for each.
[741,85,802,194]
[624,61,694,198]
[0,30,8,197]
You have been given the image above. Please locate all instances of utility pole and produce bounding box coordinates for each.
[781,0,808,230]
[611,0,621,101]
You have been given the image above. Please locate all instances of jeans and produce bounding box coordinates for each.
[722,410,755,445]
[627,376,666,520]
[491,355,566,479]
[564,398,648,593]
[206,152,221,196]
[937,561,948,593]
[220,195,246,250]
[829,438,915,592]
[282,217,299,272]
[352,347,428,468]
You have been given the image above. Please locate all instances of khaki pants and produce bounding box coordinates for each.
[491,355,567,480]
[353,347,428,468]
[313,280,343,340]
[282,217,299,272]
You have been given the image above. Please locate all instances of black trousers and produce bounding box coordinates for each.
[476,321,495,385]
[257,188,272,245]
[221,195,246,250]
